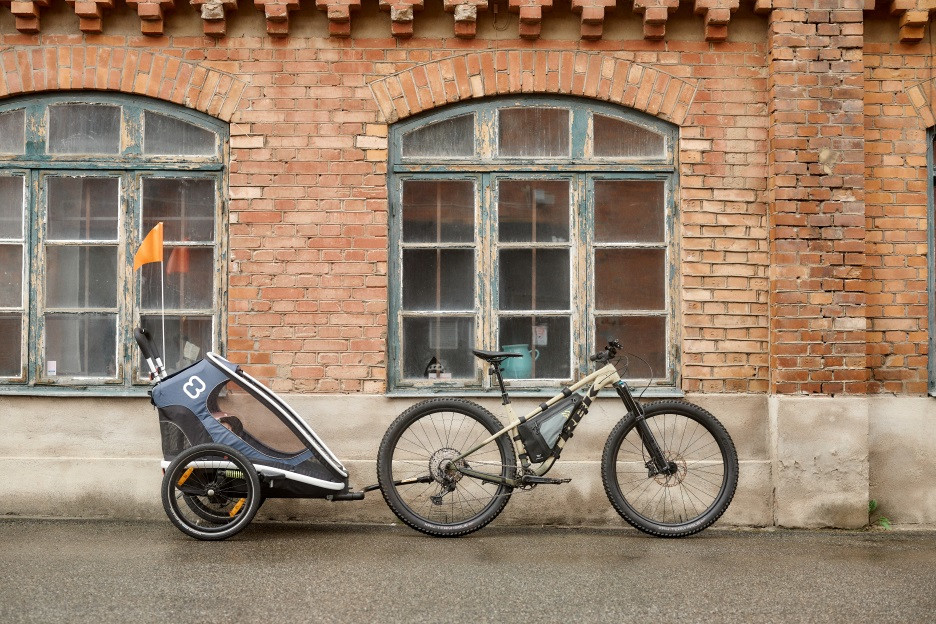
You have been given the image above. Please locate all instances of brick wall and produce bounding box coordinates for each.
[0,5,932,396]
[864,42,931,395]
[766,0,867,394]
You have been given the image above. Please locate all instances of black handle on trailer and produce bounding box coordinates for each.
[134,327,156,360]
[134,327,166,380]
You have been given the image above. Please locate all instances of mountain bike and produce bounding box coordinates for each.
[377,340,738,538]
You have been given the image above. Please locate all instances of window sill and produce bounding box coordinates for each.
[386,386,685,400]
[0,385,153,398]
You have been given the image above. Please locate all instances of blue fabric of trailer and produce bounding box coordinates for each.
[151,358,342,485]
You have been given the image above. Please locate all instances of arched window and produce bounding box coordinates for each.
[0,94,228,390]
[388,96,678,391]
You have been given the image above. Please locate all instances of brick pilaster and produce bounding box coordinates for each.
[767,1,867,394]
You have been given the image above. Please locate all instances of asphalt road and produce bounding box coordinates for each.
[1,519,934,624]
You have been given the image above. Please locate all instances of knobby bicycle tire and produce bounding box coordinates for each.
[377,398,516,537]
[601,400,738,537]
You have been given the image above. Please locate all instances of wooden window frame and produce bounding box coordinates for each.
[388,96,679,394]
[0,93,228,394]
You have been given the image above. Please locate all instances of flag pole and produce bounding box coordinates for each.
[133,221,166,377]
[160,258,166,366]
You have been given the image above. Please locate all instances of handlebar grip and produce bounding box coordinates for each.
[590,349,609,362]
[134,327,156,361]
[134,327,165,379]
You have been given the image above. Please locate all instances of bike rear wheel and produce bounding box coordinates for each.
[601,400,738,537]
[377,398,516,537]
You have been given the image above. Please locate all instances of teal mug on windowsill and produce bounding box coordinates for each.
[500,344,540,379]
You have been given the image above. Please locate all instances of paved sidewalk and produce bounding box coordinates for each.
[1,519,934,623]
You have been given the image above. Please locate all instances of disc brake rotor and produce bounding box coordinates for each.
[654,453,688,487]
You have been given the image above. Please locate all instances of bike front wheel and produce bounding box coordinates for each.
[601,400,738,537]
[377,398,516,537]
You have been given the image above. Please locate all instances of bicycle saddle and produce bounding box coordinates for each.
[472,349,523,363]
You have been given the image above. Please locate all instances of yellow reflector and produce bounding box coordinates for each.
[229,498,246,517]
[177,466,194,487]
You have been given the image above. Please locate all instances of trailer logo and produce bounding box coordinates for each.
[183,375,206,399]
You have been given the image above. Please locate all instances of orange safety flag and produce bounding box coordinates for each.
[133,222,164,270]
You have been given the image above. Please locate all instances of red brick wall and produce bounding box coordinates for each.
[864,41,931,395]
[676,45,770,393]
[0,8,932,396]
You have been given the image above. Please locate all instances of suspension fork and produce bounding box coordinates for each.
[613,381,674,476]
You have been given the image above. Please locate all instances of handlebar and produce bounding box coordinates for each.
[590,339,623,364]
[134,327,166,380]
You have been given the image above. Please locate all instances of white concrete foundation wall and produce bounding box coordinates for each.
[1,394,933,528]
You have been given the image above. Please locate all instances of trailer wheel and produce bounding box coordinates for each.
[161,443,261,541]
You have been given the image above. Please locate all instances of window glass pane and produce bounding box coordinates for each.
[0,245,23,306]
[45,246,118,308]
[402,249,474,311]
[595,248,665,311]
[401,115,475,159]
[402,316,475,379]
[0,110,25,154]
[595,316,666,379]
[499,249,569,311]
[144,111,217,156]
[0,314,21,376]
[140,315,212,373]
[48,104,120,154]
[47,177,119,240]
[498,180,569,243]
[594,180,665,243]
[498,316,569,379]
[143,178,215,242]
[593,114,666,158]
[499,108,569,157]
[44,313,116,377]
[0,175,24,239]
[141,247,214,309]
[402,180,474,243]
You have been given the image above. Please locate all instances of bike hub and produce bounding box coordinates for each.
[652,453,688,487]
[428,448,466,484]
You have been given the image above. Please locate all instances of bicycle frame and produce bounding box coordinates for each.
[453,362,671,488]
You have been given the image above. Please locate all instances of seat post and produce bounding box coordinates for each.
[490,362,510,405]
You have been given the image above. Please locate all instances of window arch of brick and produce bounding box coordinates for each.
[370,51,698,127]
[0,48,247,123]
[906,80,936,129]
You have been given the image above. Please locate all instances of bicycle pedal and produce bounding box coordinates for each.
[520,475,571,485]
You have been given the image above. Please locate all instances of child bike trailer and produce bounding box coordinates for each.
[136,328,364,540]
